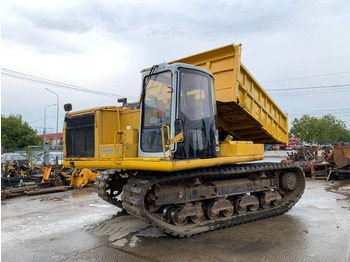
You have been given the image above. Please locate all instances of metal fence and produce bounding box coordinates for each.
[3,145,63,153]
[2,145,63,163]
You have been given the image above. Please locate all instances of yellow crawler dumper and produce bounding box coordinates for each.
[63,44,305,237]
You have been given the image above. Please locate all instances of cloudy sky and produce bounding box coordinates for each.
[2,0,350,137]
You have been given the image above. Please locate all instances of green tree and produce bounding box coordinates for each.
[1,114,41,149]
[290,114,350,145]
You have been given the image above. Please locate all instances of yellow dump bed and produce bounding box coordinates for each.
[171,44,288,144]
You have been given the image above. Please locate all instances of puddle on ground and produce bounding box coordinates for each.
[88,204,113,208]
[40,196,66,202]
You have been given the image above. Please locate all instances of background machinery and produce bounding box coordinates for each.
[62,44,305,237]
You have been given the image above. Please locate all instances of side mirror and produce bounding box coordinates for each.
[117,98,127,106]
[64,103,72,112]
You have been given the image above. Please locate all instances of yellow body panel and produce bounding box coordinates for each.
[64,106,140,160]
[63,142,264,172]
[219,141,263,157]
[63,155,264,172]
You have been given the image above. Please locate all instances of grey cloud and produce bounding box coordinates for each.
[2,21,88,54]
[13,0,296,37]
[2,0,348,55]
[2,1,103,54]
[16,1,97,33]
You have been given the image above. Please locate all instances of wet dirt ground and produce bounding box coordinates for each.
[2,178,350,262]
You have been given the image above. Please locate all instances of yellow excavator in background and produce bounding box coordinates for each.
[62,43,305,237]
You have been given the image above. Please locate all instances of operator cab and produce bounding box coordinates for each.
[138,63,219,159]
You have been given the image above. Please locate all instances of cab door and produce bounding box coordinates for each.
[173,68,219,159]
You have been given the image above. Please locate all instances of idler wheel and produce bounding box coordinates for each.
[234,197,247,214]
[206,203,220,220]
[281,172,298,191]
[170,207,188,226]
[163,206,173,219]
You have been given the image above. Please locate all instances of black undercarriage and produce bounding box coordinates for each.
[95,163,305,237]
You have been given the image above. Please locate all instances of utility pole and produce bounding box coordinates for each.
[46,88,59,150]
[43,104,56,165]
[43,104,56,144]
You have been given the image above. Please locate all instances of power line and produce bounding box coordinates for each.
[3,68,349,100]
[28,116,65,124]
[289,111,350,116]
[33,126,55,130]
[290,113,350,117]
[270,88,350,97]
[266,84,350,92]
[261,70,350,84]
[27,117,44,123]
[288,107,350,113]
[1,68,139,100]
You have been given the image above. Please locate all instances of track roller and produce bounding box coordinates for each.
[190,214,205,224]
[234,197,247,214]
[170,207,188,226]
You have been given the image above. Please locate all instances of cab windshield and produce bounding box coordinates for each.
[141,71,172,152]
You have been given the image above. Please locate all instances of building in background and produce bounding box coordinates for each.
[288,137,303,150]
[38,133,63,146]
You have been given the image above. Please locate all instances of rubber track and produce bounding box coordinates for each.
[121,163,305,237]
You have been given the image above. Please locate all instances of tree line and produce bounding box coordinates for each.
[1,114,41,149]
[289,114,350,145]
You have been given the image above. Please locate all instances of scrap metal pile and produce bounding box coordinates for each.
[1,158,39,187]
[1,159,100,199]
[282,143,350,180]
